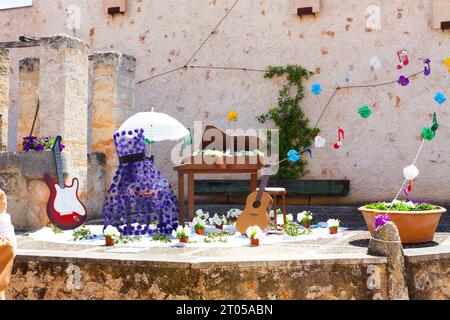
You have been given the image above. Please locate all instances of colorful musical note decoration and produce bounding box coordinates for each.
[358,106,372,118]
[397,75,409,86]
[423,58,431,76]
[396,49,409,69]
[312,83,322,95]
[434,92,447,105]
[227,110,238,123]
[333,128,345,149]
[287,150,301,163]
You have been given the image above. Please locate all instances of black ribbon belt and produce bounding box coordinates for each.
[119,152,146,164]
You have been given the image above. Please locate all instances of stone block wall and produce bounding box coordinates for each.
[0,151,71,230]
[0,49,9,152]
[91,51,136,187]
[17,57,40,150]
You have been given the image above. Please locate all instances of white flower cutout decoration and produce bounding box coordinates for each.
[403,165,419,181]
[314,136,326,148]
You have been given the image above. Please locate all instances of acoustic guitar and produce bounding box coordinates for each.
[44,136,87,230]
[235,175,272,234]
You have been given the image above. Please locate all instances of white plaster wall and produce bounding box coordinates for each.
[1,0,449,204]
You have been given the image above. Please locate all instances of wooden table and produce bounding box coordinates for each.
[174,158,264,224]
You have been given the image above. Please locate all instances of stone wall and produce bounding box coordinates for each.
[7,255,390,300]
[0,49,9,152]
[0,152,71,230]
[17,57,40,150]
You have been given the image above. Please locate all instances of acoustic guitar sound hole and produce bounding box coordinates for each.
[253,201,261,209]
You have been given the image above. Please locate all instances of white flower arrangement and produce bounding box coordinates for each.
[246,225,265,240]
[209,213,227,227]
[103,225,120,239]
[227,208,242,220]
[327,219,340,228]
[190,216,207,231]
[297,211,313,224]
[286,214,294,222]
[172,225,191,239]
[203,150,224,157]
[195,209,209,221]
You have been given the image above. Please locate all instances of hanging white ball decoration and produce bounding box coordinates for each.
[403,165,419,181]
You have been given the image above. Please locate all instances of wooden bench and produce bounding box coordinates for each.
[194,179,350,204]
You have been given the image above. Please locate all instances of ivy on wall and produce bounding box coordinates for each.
[257,65,319,180]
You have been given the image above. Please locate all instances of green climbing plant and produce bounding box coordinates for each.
[257,65,320,179]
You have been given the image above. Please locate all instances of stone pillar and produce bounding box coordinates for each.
[39,35,90,205]
[91,51,136,186]
[0,49,9,152]
[368,222,409,300]
[18,57,40,150]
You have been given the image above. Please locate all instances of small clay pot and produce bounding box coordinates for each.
[329,227,338,235]
[302,221,310,229]
[250,238,260,246]
[196,228,205,236]
[180,237,189,243]
[105,236,115,247]
[216,225,224,230]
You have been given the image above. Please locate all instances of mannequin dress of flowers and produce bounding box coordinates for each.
[102,129,179,235]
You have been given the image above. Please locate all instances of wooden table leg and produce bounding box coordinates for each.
[250,172,258,192]
[188,172,195,222]
[178,172,185,225]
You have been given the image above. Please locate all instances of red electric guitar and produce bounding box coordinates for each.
[44,136,87,230]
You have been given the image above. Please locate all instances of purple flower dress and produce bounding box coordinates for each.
[102,129,179,235]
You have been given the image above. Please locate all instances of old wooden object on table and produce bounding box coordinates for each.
[175,125,265,224]
[174,161,263,224]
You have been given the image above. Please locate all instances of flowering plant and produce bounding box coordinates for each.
[227,208,242,221]
[22,136,65,152]
[209,213,227,227]
[103,225,120,239]
[374,215,390,229]
[246,225,264,240]
[365,200,437,212]
[297,211,313,224]
[327,219,340,228]
[195,209,209,221]
[171,225,191,239]
[190,216,207,231]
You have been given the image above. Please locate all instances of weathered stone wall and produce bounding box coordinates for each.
[91,51,136,187]
[0,152,74,230]
[0,49,9,152]
[7,256,390,300]
[18,57,40,150]
[405,255,450,300]
[1,1,450,204]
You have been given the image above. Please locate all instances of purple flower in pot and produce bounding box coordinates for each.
[374,215,391,229]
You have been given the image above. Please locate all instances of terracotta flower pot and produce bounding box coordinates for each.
[179,237,189,243]
[216,225,223,230]
[302,221,310,229]
[358,206,447,244]
[195,228,205,236]
[250,238,259,246]
[329,227,338,235]
[105,236,115,246]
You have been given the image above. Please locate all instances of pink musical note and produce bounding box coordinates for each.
[333,128,345,149]
[396,49,409,70]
